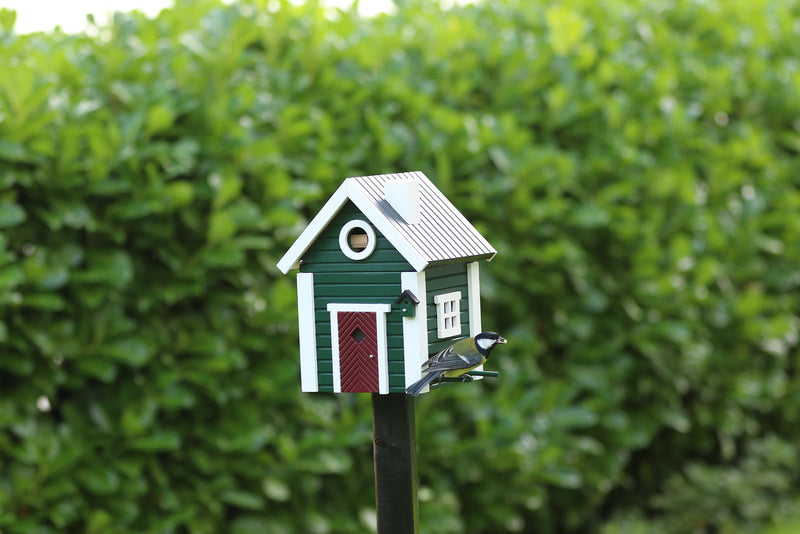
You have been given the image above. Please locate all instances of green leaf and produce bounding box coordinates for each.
[262,478,290,502]
[550,407,598,429]
[219,490,264,511]
[231,516,273,534]
[0,8,16,32]
[0,264,24,288]
[0,140,28,162]
[208,210,236,243]
[0,201,25,227]
[163,181,195,208]
[22,293,66,310]
[129,431,181,451]
[74,358,117,382]
[121,401,157,436]
[74,251,133,288]
[98,338,154,367]
[0,353,34,375]
[209,171,242,208]
[546,6,587,55]
[145,104,175,136]
[36,266,70,290]
[541,467,583,489]
[568,203,609,229]
[202,241,244,267]
[86,509,113,534]
[76,467,120,495]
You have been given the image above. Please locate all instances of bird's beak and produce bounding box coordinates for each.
[498,337,508,344]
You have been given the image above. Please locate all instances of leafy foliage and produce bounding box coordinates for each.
[1,0,799,532]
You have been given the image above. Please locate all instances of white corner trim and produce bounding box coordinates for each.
[327,303,392,394]
[297,273,318,392]
[466,262,484,376]
[467,262,482,337]
[276,184,350,274]
[401,271,427,391]
[346,181,428,272]
[338,219,377,260]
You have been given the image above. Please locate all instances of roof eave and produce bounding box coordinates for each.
[424,251,496,268]
[276,179,430,274]
[276,174,496,275]
[275,183,350,274]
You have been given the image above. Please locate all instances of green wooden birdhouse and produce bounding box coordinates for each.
[277,172,496,394]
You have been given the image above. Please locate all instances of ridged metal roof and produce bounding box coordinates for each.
[347,171,496,265]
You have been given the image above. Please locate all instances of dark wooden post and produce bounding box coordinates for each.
[371,393,419,534]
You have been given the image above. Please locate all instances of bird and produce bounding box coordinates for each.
[405,332,507,396]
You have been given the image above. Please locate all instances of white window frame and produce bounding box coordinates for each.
[434,291,462,339]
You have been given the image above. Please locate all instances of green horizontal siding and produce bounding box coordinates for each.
[389,375,407,388]
[305,249,409,263]
[300,262,410,273]
[425,263,464,278]
[315,283,400,297]
[315,272,399,284]
[300,202,413,392]
[299,202,413,274]
[426,263,470,355]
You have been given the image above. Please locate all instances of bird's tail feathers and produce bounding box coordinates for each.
[405,371,443,396]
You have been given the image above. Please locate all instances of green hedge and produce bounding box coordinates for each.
[1,0,800,532]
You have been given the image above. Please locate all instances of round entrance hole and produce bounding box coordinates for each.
[338,219,377,260]
[348,228,369,251]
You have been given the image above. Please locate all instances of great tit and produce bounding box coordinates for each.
[405,332,507,396]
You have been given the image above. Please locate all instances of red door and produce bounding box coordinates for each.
[338,311,379,392]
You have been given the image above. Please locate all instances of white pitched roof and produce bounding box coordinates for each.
[276,171,496,273]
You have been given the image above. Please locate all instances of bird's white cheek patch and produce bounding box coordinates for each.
[477,338,494,351]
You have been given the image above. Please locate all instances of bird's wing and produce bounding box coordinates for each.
[421,339,483,372]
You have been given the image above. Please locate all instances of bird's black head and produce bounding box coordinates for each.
[474,332,508,356]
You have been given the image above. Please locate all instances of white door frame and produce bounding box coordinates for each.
[327,303,391,394]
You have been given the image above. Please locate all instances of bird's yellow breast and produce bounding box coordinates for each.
[442,358,486,378]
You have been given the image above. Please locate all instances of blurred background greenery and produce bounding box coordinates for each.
[1,0,799,532]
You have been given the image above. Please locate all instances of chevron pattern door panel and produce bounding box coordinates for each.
[338,311,379,392]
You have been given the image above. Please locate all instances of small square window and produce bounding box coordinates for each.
[434,291,462,339]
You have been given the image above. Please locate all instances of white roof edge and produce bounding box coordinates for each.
[277,172,495,274]
[276,178,429,273]
[276,184,350,274]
